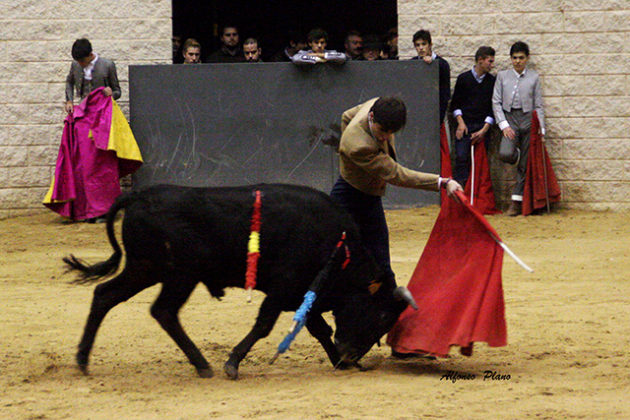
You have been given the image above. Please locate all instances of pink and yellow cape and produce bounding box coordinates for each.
[43,88,143,220]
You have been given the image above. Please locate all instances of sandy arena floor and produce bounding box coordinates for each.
[1,206,629,419]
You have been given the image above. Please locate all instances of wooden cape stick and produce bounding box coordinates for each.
[454,190,533,273]
[541,141,551,213]
[488,231,534,273]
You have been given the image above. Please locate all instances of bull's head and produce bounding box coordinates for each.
[332,286,417,364]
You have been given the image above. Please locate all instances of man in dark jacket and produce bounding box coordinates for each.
[207,25,245,63]
[411,30,450,124]
[450,46,496,187]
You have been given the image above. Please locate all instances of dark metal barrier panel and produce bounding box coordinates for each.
[129,61,440,208]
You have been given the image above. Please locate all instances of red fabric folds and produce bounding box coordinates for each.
[523,111,561,216]
[387,190,507,357]
[440,123,452,203]
[440,123,452,177]
[464,140,501,215]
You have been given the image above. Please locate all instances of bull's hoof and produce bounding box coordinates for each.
[224,362,239,380]
[335,361,354,370]
[77,364,89,375]
[196,366,214,378]
[76,353,89,375]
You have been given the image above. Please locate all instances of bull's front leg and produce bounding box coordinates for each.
[225,297,281,380]
[306,313,358,370]
[305,312,340,367]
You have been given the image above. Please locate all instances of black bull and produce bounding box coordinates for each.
[64,184,416,379]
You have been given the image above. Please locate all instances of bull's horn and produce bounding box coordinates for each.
[393,286,418,310]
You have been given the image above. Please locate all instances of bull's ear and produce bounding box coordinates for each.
[393,287,418,310]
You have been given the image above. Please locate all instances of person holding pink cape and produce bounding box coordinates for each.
[43,87,142,223]
[44,39,142,223]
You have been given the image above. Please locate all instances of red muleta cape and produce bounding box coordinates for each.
[522,111,561,215]
[464,139,501,215]
[387,190,507,357]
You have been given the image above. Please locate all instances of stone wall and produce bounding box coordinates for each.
[1,0,629,218]
[0,0,171,218]
[399,0,630,210]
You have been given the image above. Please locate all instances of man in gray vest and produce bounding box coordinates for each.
[65,38,121,114]
[492,41,545,216]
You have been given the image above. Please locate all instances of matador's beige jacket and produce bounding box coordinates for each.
[338,97,439,196]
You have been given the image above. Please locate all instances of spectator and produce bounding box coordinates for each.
[291,28,346,65]
[182,38,201,64]
[270,30,307,62]
[53,38,140,224]
[65,38,120,115]
[361,34,382,61]
[411,30,450,124]
[207,25,245,63]
[450,46,496,187]
[172,35,183,63]
[492,41,546,216]
[243,38,263,62]
[383,28,398,60]
[344,30,363,60]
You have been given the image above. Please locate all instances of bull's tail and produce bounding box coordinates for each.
[64,192,136,284]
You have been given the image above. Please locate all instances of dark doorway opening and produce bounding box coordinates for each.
[172,0,397,63]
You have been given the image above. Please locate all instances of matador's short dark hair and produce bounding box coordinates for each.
[370,97,407,133]
[71,38,92,60]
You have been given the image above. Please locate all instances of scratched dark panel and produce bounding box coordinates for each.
[129,61,440,208]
